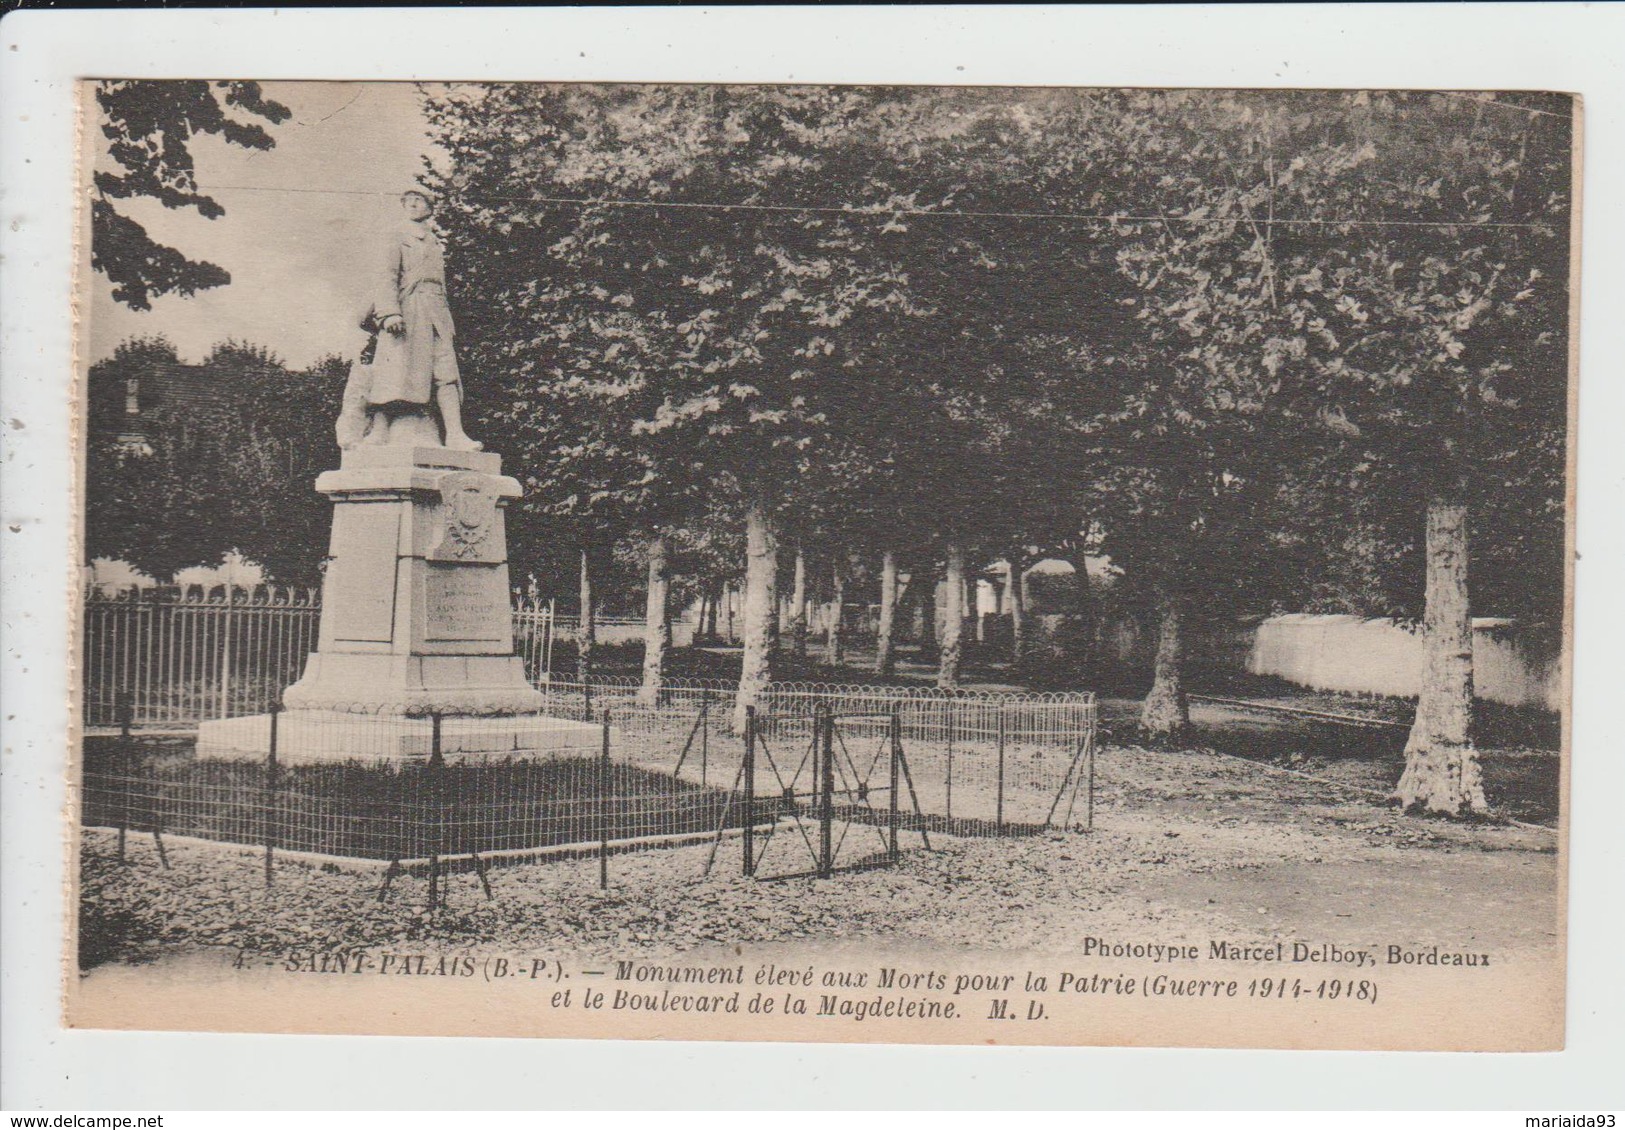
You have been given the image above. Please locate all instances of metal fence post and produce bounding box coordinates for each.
[545,597,556,680]
[996,702,1007,834]
[944,703,955,820]
[582,679,593,722]
[427,712,443,911]
[115,689,132,862]
[742,706,756,877]
[599,708,611,890]
[263,702,279,887]
[819,704,834,878]
[218,582,234,721]
[700,692,710,786]
[1086,710,1096,833]
[888,709,901,862]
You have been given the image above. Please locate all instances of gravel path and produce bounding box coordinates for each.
[77,742,1560,971]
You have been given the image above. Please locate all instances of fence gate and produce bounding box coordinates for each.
[704,704,931,880]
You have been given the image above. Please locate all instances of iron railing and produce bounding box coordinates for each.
[82,586,321,726]
[82,589,704,726]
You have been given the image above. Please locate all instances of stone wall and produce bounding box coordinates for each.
[1247,614,1562,711]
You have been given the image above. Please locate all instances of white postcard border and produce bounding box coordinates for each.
[3,3,1623,1109]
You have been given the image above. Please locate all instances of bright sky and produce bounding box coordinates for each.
[87,81,441,369]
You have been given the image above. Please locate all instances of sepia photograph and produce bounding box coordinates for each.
[63,73,1573,1053]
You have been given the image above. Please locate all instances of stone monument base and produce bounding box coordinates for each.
[281,653,544,716]
[276,444,547,717]
[196,709,606,765]
[251,443,575,763]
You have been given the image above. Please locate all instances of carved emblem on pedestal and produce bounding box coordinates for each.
[430,472,500,562]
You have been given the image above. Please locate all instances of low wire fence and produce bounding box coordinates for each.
[81,679,1096,904]
[541,677,1097,833]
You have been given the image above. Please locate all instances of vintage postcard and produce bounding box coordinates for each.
[65,77,1573,1052]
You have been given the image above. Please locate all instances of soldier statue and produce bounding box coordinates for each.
[336,189,482,451]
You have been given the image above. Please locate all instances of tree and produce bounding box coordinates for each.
[637,533,672,704]
[1005,551,1031,665]
[577,548,596,682]
[1091,90,1570,804]
[874,549,902,676]
[93,81,290,310]
[418,82,1568,805]
[84,338,341,586]
[85,399,236,582]
[937,545,967,688]
[223,345,346,587]
[835,94,1131,688]
[84,334,179,442]
[1289,93,1571,813]
[788,548,809,659]
[422,84,949,723]
[999,91,1329,740]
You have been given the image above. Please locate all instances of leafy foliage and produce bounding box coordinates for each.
[1072,91,1570,625]
[90,86,1569,715]
[85,340,341,586]
[92,81,291,310]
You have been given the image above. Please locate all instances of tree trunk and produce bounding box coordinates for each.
[1139,592,1189,740]
[1395,498,1487,814]
[790,548,809,659]
[1006,553,1029,665]
[826,554,846,666]
[768,585,781,657]
[875,550,899,676]
[1069,553,1094,668]
[918,579,936,653]
[576,547,595,683]
[938,546,966,689]
[733,502,777,733]
[705,582,721,640]
[637,533,671,706]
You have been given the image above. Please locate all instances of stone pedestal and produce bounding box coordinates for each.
[198,446,573,764]
[282,445,544,715]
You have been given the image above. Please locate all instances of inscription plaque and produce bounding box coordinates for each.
[425,563,509,643]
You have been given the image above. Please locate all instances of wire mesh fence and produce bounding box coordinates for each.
[80,678,1095,905]
[727,705,926,880]
[540,677,1097,834]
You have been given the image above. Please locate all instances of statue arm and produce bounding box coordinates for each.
[375,237,403,324]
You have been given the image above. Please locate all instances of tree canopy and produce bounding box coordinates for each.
[93,80,291,310]
[414,84,1569,806]
[88,84,1570,811]
[85,340,341,586]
